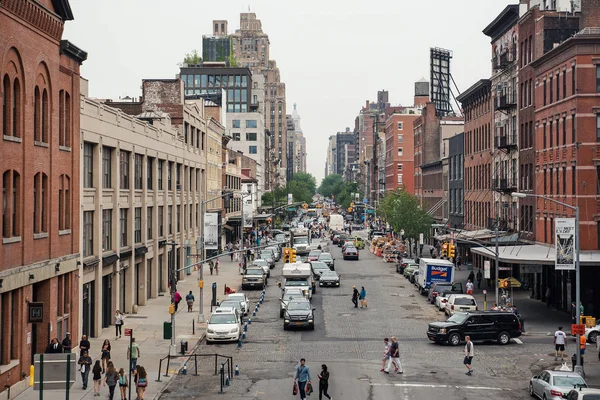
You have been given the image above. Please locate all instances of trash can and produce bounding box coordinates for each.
[163,322,172,340]
[180,340,188,355]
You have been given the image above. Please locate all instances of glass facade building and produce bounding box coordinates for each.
[180,66,252,112]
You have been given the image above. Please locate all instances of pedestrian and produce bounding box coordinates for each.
[215,258,220,275]
[294,358,311,400]
[359,286,367,308]
[127,337,141,372]
[351,286,359,308]
[429,247,434,257]
[78,351,92,390]
[92,360,102,396]
[62,332,72,353]
[384,336,402,374]
[186,291,195,312]
[79,334,91,356]
[173,291,182,311]
[101,339,111,373]
[117,368,128,400]
[466,279,474,295]
[464,335,474,376]
[103,362,118,400]
[317,364,332,400]
[476,270,482,289]
[467,270,475,283]
[580,335,587,357]
[136,365,148,400]
[554,326,567,361]
[115,310,124,339]
[45,337,62,353]
[209,260,214,275]
[546,286,552,308]
[380,338,391,371]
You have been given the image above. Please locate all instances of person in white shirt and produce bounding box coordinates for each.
[466,280,474,295]
[554,326,567,361]
[464,336,474,376]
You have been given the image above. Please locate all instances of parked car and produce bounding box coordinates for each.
[216,300,244,323]
[396,259,416,274]
[242,267,266,290]
[279,288,307,318]
[426,311,522,346]
[444,294,478,316]
[258,251,276,269]
[310,261,331,280]
[427,282,463,304]
[565,388,600,400]
[252,259,271,278]
[206,308,241,343]
[319,270,340,287]
[283,299,315,330]
[584,323,600,344]
[410,270,419,285]
[435,287,465,311]
[266,245,281,261]
[318,252,335,270]
[529,370,587,400]
[226,293,249,315]
[343,245,359,260]
[403,265,418,278]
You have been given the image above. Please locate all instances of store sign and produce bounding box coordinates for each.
[287,193,293,205]
[243,199,253,228]
[484,261,491,279]
[204,212,219,250]
[555,218,575,270]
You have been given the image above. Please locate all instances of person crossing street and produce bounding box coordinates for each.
[464,336,474,376]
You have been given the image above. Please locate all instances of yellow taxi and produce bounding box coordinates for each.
[353,236,366,250]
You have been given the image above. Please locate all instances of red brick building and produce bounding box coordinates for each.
[0,0,85,394]
[384,112,419,195]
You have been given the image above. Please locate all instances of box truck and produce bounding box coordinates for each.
[417,258,455,295]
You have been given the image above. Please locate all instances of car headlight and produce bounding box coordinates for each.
[308,320,313,323]
[439,328,447,334]
[242,278,248,282]
[230,327,239,333]
[284,319,290,323]
[207,328,215,334]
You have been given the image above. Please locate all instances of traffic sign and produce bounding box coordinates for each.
[571,324,586,335]
[124,328,132,337]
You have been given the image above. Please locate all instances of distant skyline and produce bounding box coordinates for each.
[64,0,512,184]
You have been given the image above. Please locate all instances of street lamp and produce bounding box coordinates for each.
[511,191,582,373]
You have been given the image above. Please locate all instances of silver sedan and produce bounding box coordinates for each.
[529,370,587,400]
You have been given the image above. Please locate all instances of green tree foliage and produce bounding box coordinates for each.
[377,189,433,257]
[336,182,362,209]
[318,174,345,198]
[261,173,317,206]
[183,49,201,65]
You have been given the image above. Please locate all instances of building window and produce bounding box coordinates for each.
[572,65,576,95]
[168,206,173,234]
[397,164,403,171]
[2,170,21,238]
[58,90,71,147]
[102,209,112,251]
[167,162,172,190]
[549,76,553,103]
[147,207,153,240]
[232,120,241,128]
[147,157,153,190]
[83,142,94,188]
[176,205,181,232]
[102,147,112,188]
[563,71,567,100]
[246,120,257,128]
[158,160,164,190]
[397,122,403,130]
[134,207,142,243]
[33,172,48,234]
[120,208,128,247]
[58,174,70,231]
[11,78,21,139]
[119,151,130,189]
[597,114,600,142]
[158,206,164,237]
[83,211,94,257]
[397,174,403,185]
[543,80,547,106]
[397,147,403,156]
[246,132,257,141]
[249,145,257,154]
[2,75,11,137]
[397,134,403,143]
[233,132,240,141]
[134,154,143,189]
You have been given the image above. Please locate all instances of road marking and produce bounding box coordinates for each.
[370,383,512,391]
[513,338,523,344]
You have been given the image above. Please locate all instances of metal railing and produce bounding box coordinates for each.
[156,353,233,381]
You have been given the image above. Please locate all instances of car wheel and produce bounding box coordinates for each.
[309,324,315,331]
[497,332,510,345]
[589,331,598,344]
[283,324,288,331]
[529,383,535,397]
[448,333,461,346]
[280,310,284,318]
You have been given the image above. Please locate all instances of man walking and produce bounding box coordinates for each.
[294,358,312,400]
[464,336,474,375]
[186,291,195,312]
[384,337,402,374]
[554,326,567,361]
[351,286,359,308]
[476,270,482,289]
[62,332,72,353]
[127,337,141,372]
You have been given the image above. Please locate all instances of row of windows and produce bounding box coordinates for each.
[542,65,576,106]
[231,132,258,141]
[83,143,204,192]
[449,154,464,181]
[2,74,72,147]
[2,170,71,239]
[232,119,258,129]
[541,166,576,197]
[463,94,491,122]
[449,188,463,215]
[464,201,491,230]
[465,123,491,154]
[183,121,206,150]
[540,115,575,148]
[465,164,492,191]
[182,74,248,89]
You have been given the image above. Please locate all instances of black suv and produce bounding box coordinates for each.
[427,311,522,346]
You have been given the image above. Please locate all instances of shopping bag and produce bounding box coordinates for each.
[306,382,313,395]
[292,382,298,395]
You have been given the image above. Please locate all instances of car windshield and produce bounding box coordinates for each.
[284,294,304,302]
[288,302,311,311]
[312,262,329,270]
[309,251,321,257]
[245,269,263,275]
[259,252,272,259]
[275,234,286,242]
[294,238,309,244]
[253,260,268,266]
[552,375,586,387]
[209,314,237,324]
[581,395,600,400]
[447,313,469,324]
[227,295,245,302]
[433,285,453,292]
[219,301,240,310]
[454,297,476,306]
[319,253,333,260]
[321,272,338,279]
[285,279,308,287]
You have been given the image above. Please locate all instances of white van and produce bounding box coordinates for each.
[329,214,344,232]
[282,263,315,297]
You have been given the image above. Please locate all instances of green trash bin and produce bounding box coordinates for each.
[163,321,172,340]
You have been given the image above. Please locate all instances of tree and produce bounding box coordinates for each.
[377,189,433,257]
[183,49,201,65]
[261,173,318,207]
[318,174,344,198]
[336,182,362,209]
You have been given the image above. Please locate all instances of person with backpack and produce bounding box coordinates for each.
[117,368,128,400]
[359,286,367,308]
[173,291,182,312]
[317,364,332,400]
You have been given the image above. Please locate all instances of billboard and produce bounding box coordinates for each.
[243,198,253,228]
[204,212,219,250]
[288,193,293,205]
[430,47,453,116]
[555,218,575,270]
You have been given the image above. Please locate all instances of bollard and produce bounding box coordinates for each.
[225,377,230,386]
[235,364,240,376]
[242,332,246,339]
[260,298,264,304]
[252,310,256,317]
[237,338,242,348]
[182,364,187,375]
[243,323,248,332]
[248,318,252,324]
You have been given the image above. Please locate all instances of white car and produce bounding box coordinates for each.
[444,294,478,316]
[584,323,600,344]
[529,370,587,400]
[435,289,458,311]
[253,259,271,277]
[226,293,249,315]
[206,308,241,343]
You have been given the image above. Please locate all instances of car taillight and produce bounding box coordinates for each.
[550,390,562,397]
[475,306,478,311]
[432,292,438,296]
[441,299,447,303]
[518,322,522,331]
[451,305,454,310]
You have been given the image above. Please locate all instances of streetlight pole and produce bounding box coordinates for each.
[511,192,581,373]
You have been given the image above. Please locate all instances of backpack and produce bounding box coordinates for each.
[119,374,126,385]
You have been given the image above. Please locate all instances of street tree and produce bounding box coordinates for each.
[318,174,344,198]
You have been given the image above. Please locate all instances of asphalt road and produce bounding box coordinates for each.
[160,232,551,400]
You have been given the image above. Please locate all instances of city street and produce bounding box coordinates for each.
[160,232,562,400]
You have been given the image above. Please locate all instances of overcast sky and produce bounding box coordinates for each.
[64,0,511,184]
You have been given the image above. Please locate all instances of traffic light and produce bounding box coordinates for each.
[448,244,456,259]
[283,248,291,263]
[290,249,297,263]
[441,243,448,258]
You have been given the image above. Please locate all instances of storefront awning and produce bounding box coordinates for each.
[102,253,120,266]
[434,229,496,242]
[254,213,273,220]
[135,246,148,256]
[471,244,600,266]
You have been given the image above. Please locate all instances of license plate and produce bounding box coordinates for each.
[296,322,303,325]
[460,307,469,310]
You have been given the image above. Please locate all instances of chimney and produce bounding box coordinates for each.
[580,0,600,29]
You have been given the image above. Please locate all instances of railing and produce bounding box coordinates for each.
[495,94,516,110]
[494,178,517,191]
[495,134,518,149]
[156,353,233,382]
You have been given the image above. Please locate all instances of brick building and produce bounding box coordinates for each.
[0,0,86,394]
[384,112,419,194]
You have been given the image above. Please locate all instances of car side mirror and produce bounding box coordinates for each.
[312,308,316,311]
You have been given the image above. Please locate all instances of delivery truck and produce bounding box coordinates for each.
[417,258,455,295]
[282,262,315,298]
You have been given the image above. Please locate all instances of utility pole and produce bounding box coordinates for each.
[495,219,499,306]
[169,241,177,355]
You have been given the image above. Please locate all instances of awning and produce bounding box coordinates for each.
[135,246,148,256]
[227,216,242,222]
[119,249,132,259]
[83,257,100,268]
[471,244,600,266]
[102,254,120,266]
[254,213,273,220]
[434,229,496,242]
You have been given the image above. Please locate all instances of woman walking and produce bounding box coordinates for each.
[317,364,332,400]
[115,310,124,339]
[136,365,148,400]
[101,339,111,373]
[359,286,367,308]
[103,362,118,400]
[92,360,102,396]
[117,368,128,400]
[214,258,220,275]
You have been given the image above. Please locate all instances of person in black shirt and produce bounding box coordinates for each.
[317,364,332,400]
[45,338,62,353]
[62,332,72,353]
[79,335,91,356]
[351,287,359,308]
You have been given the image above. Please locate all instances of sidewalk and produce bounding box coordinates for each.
[15,258,242,400]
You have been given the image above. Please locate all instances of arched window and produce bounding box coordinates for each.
[34,86,41,142]
[58,90,72,148]
[42,88,49,143]
[33,172,48,234]
[12,78,21,138]
[59,174,71,231]
[2,169,21,238]
[2,75,11,137]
